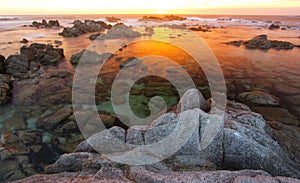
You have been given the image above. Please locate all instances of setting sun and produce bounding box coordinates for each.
[154,10,167,14]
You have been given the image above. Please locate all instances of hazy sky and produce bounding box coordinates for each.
[0,0,299,14]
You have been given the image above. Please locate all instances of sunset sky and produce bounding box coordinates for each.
[0,0,299,15]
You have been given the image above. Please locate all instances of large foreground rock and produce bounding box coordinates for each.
[45,89,300,179]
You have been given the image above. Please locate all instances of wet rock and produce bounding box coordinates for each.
[2,113,27,131]
[269,24,280,30]
[0,74,11,105]
[56,134,85,153]
[0,54,5,73]
[54,40,62,46]
[20,46,37,61]
[16,130,42,145]
[252,106,300,126]
[42,50,61,65]
[106,16,121,22]
[31,78,39,84]
[189,26,211,32]
[226,100,251,111]
[70,49,111,65]
[59,20,110,37]
[89,32,101,40]
[45,152,95,173]
[119,57,143,68]
[30,43,46,50]
[226,40,244,47]
[267,121,300,164]
[4,54,29,76]
[31,20,60,28]
[237,91,280,106]
[145,27,155,36]
[48,71,71,78]
[274,84,300,95]
[245,35,272,49]
[20,38,29,43]
[0,159,26,182]
[244,35,294,50]
[0,132,30,160]
[100,23,142,39]
[36,108,73,130]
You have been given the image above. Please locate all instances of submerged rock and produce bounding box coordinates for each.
[119,57,143,68]
[237,90,280,106]
[36,108,73,130]
[70,49,112,65]
[267,121,300,165]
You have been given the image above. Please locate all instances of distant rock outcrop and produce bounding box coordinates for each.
[30,20,60,28]
[139,15,187,21]
[59,20,111,37]
[227,35,295,50]
[106,16,121,22]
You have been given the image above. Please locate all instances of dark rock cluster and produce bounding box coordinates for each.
[227,35,296,50]
[269,24,280,30]
[189,25,216,32]
[29,20,60,28]
[139,15,187,21]
[0,43,65,104]
[59,20,112,37]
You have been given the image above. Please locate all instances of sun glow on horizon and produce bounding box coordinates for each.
[0,0,299,15]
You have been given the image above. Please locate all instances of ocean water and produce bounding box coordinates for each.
[1,14,300,32]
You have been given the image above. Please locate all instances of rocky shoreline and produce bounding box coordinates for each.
[10,89,300,182]
[0,19,300,182]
